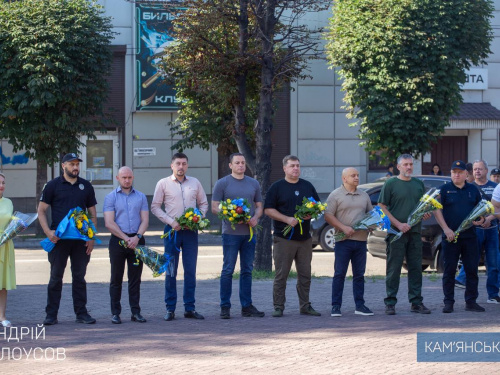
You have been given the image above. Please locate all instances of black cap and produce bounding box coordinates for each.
[491,168,500,176]
[465,162,473,172]
[451,160,466,171]
[62,153,83,163]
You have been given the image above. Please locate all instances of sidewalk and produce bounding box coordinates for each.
[2,274,496,374]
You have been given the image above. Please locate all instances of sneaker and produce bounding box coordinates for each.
[75,313,96,324]
[300,305,321,316]
[220,307,230,319]
[455,280,465,289]
[385,305,396,315]
[330,305,342,317]
[410,303,431,314]
[442,304,454,313]
[465,302,485,312]
[241,305,265,317]
[355,305,374,316]
[272,308,283,317]
[487,296,500,304]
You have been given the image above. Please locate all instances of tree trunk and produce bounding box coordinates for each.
[35,160,48,236]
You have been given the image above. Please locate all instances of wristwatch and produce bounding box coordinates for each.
[136,234,143,239]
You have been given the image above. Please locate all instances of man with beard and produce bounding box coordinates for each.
[151,153,208,321]
[378,154,431,315]
[38,153,98,325]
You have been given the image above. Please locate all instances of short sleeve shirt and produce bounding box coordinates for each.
[264,178,320,241]
[439,181,482,239]
[378,177,425,233]
[40,176,97,230]
[103,187,149,234]
[325,185,373,242]
[493,184,500,203]
[473,180,498,227]
[212,175,262,235]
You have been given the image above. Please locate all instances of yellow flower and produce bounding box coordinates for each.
[82,214,89,222]
[306,203,313,208]
[88,228,94,238]
[189,217,193,221]
[185,212,192,217]
[226,199,231,203]
[76,221,83,229]
[233,213,238,217]
[230,210,235,214]
[223,210,228,215]
[228,217,234,221]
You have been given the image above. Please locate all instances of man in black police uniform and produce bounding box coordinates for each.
[434,160,485,314]
[38,153,98,325]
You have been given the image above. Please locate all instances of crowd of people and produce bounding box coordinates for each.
[0,152,499,327]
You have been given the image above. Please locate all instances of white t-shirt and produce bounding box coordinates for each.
[493,184,500,203]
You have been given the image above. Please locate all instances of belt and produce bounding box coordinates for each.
[112,233,137,238]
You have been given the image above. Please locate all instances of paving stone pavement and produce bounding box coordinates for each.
[1,273,498,374]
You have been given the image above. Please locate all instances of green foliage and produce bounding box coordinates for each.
[0,0,115,165]
[326,0,493,163]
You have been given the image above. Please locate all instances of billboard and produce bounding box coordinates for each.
[135,3,182,111]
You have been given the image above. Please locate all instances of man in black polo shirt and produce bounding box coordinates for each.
[434,160,485,314]
[38,153,98,325]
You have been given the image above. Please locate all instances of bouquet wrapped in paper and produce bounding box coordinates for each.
[391,188,442,243]
[119,240,173,277]
[449,199,495,243]
[283,197,327,238]
[217,198,262,242]
[41,207,101,252]
[334,206,391,241]
[161,207,210,251]
[0,211,38,247]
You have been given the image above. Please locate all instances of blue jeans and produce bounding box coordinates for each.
[456,227,499,298]
[332,240,367,308]
[163,225,198,312]
[443,237,479,305]
[220,234,255,308]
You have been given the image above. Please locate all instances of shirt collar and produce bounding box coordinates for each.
[59,175,82,185]
[341,184,359,195]
[170,174,188,183]
[116,186,135,194]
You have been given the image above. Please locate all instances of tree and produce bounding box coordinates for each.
[161,0,328,270]
[326,0,493,163]
[0,0,114,223]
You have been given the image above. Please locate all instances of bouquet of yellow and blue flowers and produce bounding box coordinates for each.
[334,206,391,241]
[0,211,38,247]
[161,207,210,239]
[449,199,495,242]
[41,207,101,252]
[282,197,327,238]
[217,198,261,241]
[119,240,173,277]
[391,188,442,243]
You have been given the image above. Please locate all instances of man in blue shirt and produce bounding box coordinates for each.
[434,161,485,313]
[103,167,149,324]
[455,160,499,303]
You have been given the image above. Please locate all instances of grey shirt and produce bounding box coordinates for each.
[212,175,262,235]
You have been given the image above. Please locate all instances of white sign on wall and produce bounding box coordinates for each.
[133,147,157,156]
[462,68,488,90]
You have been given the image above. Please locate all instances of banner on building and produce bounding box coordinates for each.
[135,3,182,111]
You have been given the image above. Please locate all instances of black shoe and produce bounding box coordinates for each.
[300,305,321,316]
[411,303,431,314]
[220,307,230,319]
[272,308,283,317]
[75,313,96,324]
[111,315,121,324]
[131,313,146,323]
[164,311,175,321]
[43,317,58,326]
[465,302,485,312]
[184,311,205,320]
[385,305,396,315]
[241,305,265,317]
[443,304,454,313]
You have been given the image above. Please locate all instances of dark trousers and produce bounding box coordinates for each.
[46,239,90,318]
[385,232,423,306]
[164,225,198,312]
[442,237,479,305]
[109,234,144,315]
[332,240,367,308]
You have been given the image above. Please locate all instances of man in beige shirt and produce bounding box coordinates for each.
[325,167,374,317]
[151,152,208,321]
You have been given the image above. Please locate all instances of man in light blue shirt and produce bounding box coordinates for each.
[103,166,149,324]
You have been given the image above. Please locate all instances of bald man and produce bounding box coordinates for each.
[325,168,374,317]
[104,167,149,325]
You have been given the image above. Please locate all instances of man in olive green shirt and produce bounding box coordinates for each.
[378,154,431,315]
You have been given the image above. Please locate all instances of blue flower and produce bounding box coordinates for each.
[308,197,317,203]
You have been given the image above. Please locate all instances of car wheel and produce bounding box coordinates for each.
[402,264,429,272]
[319,225,335,252]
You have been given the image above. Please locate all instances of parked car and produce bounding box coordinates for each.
[310,175,478,272]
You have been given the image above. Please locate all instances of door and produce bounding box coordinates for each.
[422,136,468,175]
[80,134,119,218]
